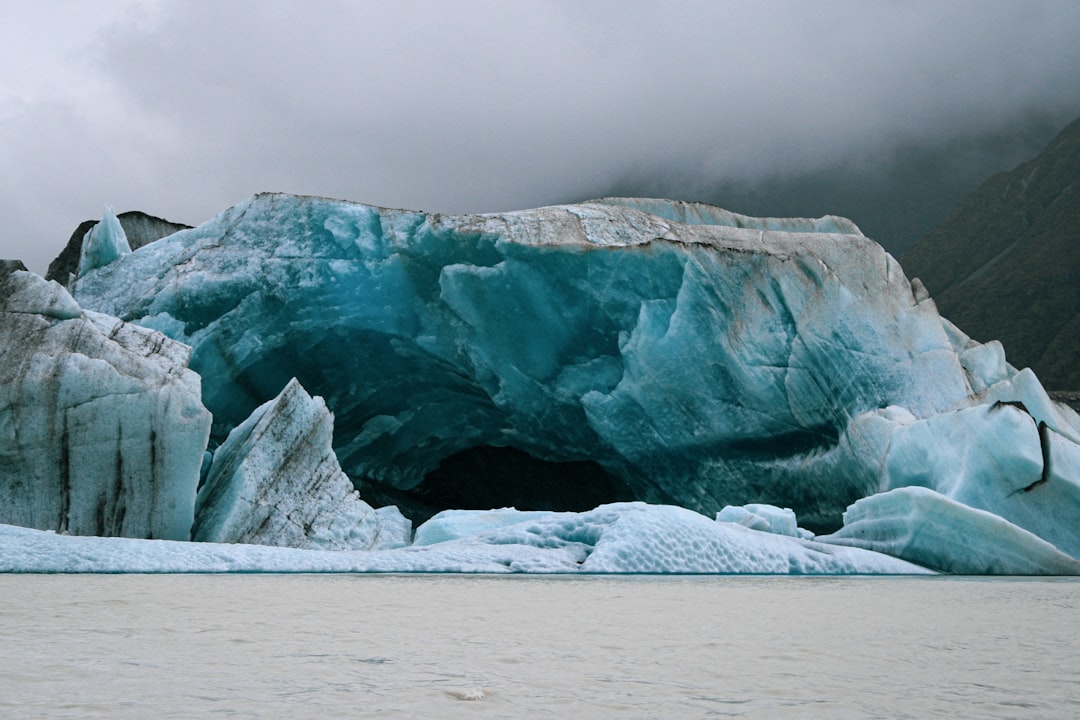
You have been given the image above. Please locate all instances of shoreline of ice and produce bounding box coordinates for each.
[1,502,935,575]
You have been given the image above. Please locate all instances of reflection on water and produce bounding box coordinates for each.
[1,574,1078,719]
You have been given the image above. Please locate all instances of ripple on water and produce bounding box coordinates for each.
[0,575,1077,719]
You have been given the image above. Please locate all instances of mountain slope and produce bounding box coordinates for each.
[902,115,1080,389]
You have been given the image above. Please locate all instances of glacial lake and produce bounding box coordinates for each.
[2,574,1077,719]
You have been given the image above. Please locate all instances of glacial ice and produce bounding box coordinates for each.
[0,502,932,574]
[47,209,191,286]
[821,487,1080,575]
[77,206,131,276]
[716,503,813,539]
[192,378,407,550]
[413,507,557,546]
[0,265,211,540]
[2,191,1078,574]
[72,193,980,532]
[876,402,1080,558]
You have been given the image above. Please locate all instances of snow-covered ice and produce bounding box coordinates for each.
[0,502,932,574]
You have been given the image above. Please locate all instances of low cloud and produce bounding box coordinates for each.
[3,0,1080,271]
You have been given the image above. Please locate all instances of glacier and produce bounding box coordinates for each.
[1,192,1079,574]
[71,193,981,531]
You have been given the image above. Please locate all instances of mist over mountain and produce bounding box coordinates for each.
[605,112,1071,257]
[902,113,1080,389]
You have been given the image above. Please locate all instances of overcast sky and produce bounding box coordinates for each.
[3,0,1080,274]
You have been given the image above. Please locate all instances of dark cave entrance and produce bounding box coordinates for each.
[358,445,633,525]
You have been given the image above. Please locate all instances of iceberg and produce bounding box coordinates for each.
[193,378,410,550]
[77,206,131,276]
[1,192,1076,574]
[0,264,211,540]
[72,193,983,532]
[821,487,1080,575]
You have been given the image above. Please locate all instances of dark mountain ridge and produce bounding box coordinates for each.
[45,210,191,285]
[902,114,1080,390]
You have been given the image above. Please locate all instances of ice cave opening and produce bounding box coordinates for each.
[358,445,633,524]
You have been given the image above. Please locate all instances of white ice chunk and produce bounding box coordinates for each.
[373,505,413,549]
[820,487,1080,575]
[0,269,210,540]
[883,403,1043,497]
[78,205,131,275]
[0,502,934,574]
[413,507,556,546]
[716,506,772,531]
[578,504,905,573]
[193,378,398,550]
[716,503,810,538]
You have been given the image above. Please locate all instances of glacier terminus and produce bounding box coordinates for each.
[1,195,1078,574]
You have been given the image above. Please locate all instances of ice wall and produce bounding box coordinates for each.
[0,264,211,539]
[72,193,985,532]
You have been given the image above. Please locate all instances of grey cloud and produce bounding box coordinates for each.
[3,0,1080,272]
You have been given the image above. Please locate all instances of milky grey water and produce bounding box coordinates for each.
[1,575,1077,719]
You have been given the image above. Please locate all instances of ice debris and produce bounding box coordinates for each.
[0,502,933,574]
[193,378,410,550]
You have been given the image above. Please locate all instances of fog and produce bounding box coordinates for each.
[3,0,1080,272]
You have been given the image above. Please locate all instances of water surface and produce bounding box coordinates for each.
[2,574,1076,718]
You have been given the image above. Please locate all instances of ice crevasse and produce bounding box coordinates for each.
[1,193,1078,574]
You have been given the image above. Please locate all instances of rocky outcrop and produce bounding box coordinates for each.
[0,264,211,539]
